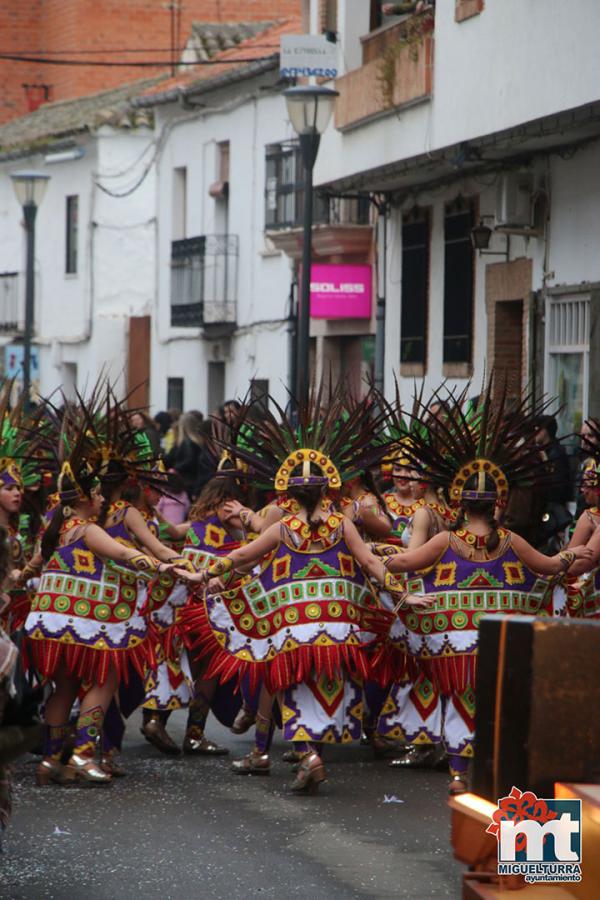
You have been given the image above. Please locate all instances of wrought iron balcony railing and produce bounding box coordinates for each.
[170,234,238,328]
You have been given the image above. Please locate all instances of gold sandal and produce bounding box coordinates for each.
[290,752,326,795]
[35,758,66,787]
[63,754,112,786]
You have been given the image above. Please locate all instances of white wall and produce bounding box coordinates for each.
[547,144,600,288]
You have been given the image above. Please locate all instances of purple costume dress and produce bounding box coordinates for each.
[374,498,425,741]
[190,512,389,744]
[174,514,251,727]
[142,515,243,714]
[565,509,600,619]
[398,527,553,773]
[25,517,154,684]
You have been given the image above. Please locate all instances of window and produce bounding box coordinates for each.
[319,0,338,36]
[62,363,78,401]
[207,361,225,414]
[170,237,205,327]
[212,142,230,233]
[443,198,475,364]
[218,141,230,184]
[167,377,184,411]
[370,0,426,30]
[65,195,78,274]
[172,167,187,241]
[401,208,430,365]
[250,378,269,411]
[265,143,329,229]
[545,293,589,438]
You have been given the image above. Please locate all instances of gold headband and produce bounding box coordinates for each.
[449,457,508,506]
[275,448,341,491]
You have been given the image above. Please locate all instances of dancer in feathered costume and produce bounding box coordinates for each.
[86,388,193,769]
[375,387,457,770]
[144,420,245,756]
[0,384,49,636]
[381,379,593,793]
[361,386,439,758]
[378,384,431,547]
[125,475,194,756]
[23,388,175,786]
[226,399,394,757]
[175,384,428,794]
[564,418,600,618]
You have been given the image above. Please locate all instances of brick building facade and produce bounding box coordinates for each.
[0,0,301,124]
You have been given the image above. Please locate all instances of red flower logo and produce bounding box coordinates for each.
[487,786,558,854]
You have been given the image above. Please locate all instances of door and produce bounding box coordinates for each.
[207,361,225,415]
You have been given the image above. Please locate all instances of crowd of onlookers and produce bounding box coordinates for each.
[129,401,243,523]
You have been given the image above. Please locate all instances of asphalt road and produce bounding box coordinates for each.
[1,711,462,900]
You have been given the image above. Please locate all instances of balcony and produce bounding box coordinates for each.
[170,234,238,332]
[335,9,434,131]
[0,272,21,333]
[265,194,373,261]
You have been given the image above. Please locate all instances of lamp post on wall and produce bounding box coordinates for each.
[283,85,338,407]
[10,170,50,405]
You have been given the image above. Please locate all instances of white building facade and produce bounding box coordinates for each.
[307,0,600,435]
[0,83,159,403]
[139,61,298,414]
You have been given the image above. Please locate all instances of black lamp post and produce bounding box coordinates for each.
[10,170,50,405]
[283,85,338,407]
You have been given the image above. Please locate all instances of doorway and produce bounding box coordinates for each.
[207,361,225,414]
[493,300,523,399]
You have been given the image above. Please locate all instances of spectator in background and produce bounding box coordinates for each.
[219,400,242,426]
[153,411,172,452]
[535,415,572,504]
[163,408,182,456]
[156,470,190,526]
[535,414,572,551]
[165,414,212,501]
[130,411,161,456]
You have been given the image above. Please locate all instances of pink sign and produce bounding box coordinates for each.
[310,264,372,319]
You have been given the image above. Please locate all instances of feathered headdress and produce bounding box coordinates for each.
[402,377,557,507]
[0,380,49,490]
[71,382,167,493]
[19,379,166,506]
[222,382,392,492]
[204,414,250,481]
[374,378,429,477]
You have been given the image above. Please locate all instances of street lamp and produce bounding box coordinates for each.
[283,85,338,407]
[10,170,50,404]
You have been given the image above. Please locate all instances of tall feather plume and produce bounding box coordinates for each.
[216,380,395,489]
[404,373,559,501]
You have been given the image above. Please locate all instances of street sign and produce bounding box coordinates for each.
[280,35,339,79]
